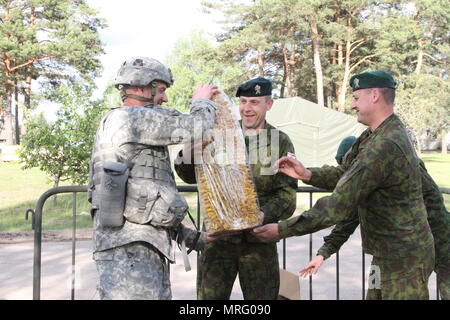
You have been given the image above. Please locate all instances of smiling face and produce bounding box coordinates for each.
[143,81,169,105]
[351,88,376,127]
[239,95,273,134]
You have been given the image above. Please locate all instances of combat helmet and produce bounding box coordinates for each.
[114,56,174,104]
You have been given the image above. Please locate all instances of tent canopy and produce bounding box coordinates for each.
[266,97,366,167]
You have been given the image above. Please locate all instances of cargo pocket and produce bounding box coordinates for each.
[150,185,188,228]
[123,178,159,224]
[335,160,363,190]
[93,249,115,262]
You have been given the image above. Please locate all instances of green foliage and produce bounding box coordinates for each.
[197,0,449,137]
[0,0,105,143]
[18,83,108,186]
[166,31,247,111]
[396,73,450,140]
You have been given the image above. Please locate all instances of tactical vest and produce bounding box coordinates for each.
[124,146,188,227]
[88,112,188,229]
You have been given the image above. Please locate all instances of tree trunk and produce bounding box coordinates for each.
[416,140,422,156]
[442,128,448,154]
[257,47,265,77]
[338,44,343,65]
[336,44,349,113]
[415,48,424,74]
[24,6,35,111]
[282,45,292,97]
[337,16,353,113]
[412,3,423,74]
[21,75,33,137]
[333,42,344,111]
[24,75,32,110]
[2,89,16,145]
[52,175,60,205]
[310,9,324,106]
[287,46,296,97]
[280,45,287,98]
[14,81,20,145]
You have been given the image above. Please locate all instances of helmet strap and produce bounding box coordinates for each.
[150,81,157,104]
[120,82,157,105]
[120,93,154,104]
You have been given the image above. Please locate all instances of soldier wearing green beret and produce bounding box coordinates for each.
[253,70,448,300]
[335,136,356,165]
[299,138,449,300]
[175,77,297,299]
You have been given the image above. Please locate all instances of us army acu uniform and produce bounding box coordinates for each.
[315,137,449,299]
[278,71,436,300]
[88,57,217,300]
[175,78,297,300]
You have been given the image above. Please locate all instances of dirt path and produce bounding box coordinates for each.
[0,228,93,244]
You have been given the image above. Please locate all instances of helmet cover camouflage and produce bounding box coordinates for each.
[114,56,174,89]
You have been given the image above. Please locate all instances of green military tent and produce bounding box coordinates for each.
[266,97,367,167]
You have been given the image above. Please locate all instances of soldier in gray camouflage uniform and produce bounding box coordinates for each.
[88,56,219,300]
[254,70,442,300]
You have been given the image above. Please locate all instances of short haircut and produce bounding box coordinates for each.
[379,87,395,104]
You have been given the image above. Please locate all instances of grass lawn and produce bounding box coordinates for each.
[0,161,200,232]
[0,153,449,232]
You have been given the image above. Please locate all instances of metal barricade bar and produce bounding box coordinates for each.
[28,185,448,300]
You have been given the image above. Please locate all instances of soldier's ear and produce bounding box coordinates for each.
[372,88,381,103]
[266,97,274,111]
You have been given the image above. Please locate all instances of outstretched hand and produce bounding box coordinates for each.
[182,140,210,164]
[299,255,324,278]
[191,84,220,101]
[206,230,242,243]
[273,156,311,181]
[251,223,280,242]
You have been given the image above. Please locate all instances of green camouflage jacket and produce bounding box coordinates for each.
[316,158,448,273]
[279,114,434,259]
[175,121,297,243]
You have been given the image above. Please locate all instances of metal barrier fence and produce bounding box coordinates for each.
[27,185,448,300]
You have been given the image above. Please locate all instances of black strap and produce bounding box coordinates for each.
[186,209,198,231]
[187,231,201,255]
[185,209,201,255]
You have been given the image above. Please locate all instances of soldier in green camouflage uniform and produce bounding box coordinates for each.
[88,57,219,299]
[175,78,297,299]
[254,70,438,300]
[300,138,449,299]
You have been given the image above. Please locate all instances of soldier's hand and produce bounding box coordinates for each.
[191,84,220,101]
[206,230,242,243]
[251,223,280,242]
[299,255,324,278]
[182,140,210,164]
[273,156,311,182]
[257,211,265,225]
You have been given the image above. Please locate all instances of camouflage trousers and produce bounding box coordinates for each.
[437,265,450,300]
[366,249,434,300]
[196,239,279,300]
[93,241,171,300]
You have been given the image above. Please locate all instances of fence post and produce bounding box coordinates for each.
[31,185,88,300]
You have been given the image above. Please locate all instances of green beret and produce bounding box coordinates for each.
[349,70,397,91]
[236,77,272,97]
[335,136,356,165]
